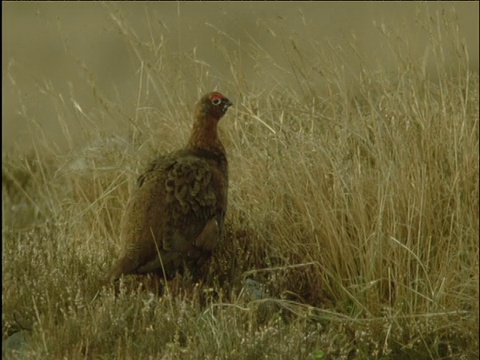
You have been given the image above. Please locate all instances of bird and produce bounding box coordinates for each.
[106,91,233,284]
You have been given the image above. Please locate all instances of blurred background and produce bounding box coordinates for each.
[3,2,479,151]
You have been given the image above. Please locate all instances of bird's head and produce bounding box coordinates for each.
[197,92,233,121]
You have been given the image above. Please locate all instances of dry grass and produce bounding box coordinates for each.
[3,4,478,359]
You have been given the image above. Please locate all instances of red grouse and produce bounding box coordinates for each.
[107,92,233,283]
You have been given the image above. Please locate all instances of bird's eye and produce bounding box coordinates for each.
[212,98,222,106]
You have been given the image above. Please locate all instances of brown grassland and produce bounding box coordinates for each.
[3,3,479,359]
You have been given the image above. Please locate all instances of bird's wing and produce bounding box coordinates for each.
[162,155,218,252]
[108,153,224,281]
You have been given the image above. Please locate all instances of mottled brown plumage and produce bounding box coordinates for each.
[107,92,232,283]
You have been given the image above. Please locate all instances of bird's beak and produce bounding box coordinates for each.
[223,99,233,112]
